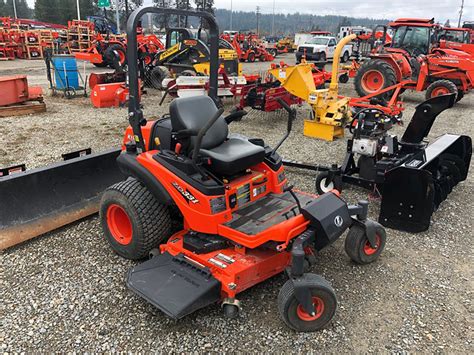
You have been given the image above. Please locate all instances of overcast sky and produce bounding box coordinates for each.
[24,0,471,25]
[214,0,471,24]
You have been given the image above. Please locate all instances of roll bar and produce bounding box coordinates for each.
[126,7,220,152]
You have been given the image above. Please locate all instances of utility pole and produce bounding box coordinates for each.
[230,0,233,30]
[76,0,81,20]
[272,0,275,36]
[458,0,464,27]
[12,0,17,19]
[115,0,121,33]
[256,6,260,36]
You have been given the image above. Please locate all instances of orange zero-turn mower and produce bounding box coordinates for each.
[99,7,387,331]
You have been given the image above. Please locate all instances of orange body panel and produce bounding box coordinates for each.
[162,230,291,299]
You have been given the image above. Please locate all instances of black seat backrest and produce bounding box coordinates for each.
[170,96,228,152]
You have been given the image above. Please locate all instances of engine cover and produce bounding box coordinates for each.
[352,138,378,156]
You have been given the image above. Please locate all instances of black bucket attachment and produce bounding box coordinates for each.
[0,148,124,249]
[379,134,472,232]
[127,252,222,319]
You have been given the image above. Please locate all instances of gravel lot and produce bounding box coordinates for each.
[1,55,473,352]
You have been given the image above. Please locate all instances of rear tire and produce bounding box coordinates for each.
[105,44,127,71]
[345,224,386,265]
[100,178,172,260]
[278,274,337,332]
[354,59,397,99]
[425,80,458,101]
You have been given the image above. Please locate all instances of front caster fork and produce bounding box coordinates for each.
[347,199,380,249]
[287,229,317,316]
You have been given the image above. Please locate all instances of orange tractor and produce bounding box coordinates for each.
[354,18,474,103]
[228,33,274,62]
[438,26,474,56]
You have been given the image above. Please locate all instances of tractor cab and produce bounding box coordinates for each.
[439,28,471,44]
[389,18,439,56]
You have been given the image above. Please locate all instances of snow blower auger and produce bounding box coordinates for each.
[0,148,124,249]
[99,7,388,332]
[287,94,471,233]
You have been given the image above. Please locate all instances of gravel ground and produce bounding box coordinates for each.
[1,55,473,352]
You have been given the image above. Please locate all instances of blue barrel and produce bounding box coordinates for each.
[52,56,79,90]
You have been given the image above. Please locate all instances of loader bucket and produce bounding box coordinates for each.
[379,134,472,232]
[0,148,124,249]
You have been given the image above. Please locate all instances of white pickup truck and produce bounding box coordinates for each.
[296,36,352,63]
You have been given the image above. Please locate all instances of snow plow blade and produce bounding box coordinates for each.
[127,252,222,319]
[0,148,124,249]
[379,134,472,232]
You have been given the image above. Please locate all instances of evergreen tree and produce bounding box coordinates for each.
[152,0,174,30]
[0,0,10,16]
[35,0,61,23]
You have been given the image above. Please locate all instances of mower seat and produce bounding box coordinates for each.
[170,96,265,176]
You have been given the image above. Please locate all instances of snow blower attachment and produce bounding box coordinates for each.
[309,94,471,232]
[99,7,387,332]
[0,148,124,249]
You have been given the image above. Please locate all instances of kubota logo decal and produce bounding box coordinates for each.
[172,182,199,204]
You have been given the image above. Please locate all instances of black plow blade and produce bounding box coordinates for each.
[0,148,124,249]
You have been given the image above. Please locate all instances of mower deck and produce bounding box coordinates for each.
[127,229,292,319]
[225,191,314,235]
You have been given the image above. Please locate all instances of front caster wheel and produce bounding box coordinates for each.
[278,274,337,332]
[345,224,386,264]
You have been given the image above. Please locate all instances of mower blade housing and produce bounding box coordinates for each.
[127,252,221,319]
[0,148,124,249]
[379,134,471,232]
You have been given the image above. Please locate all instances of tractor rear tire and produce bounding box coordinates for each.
[354,59,397,99]
[100,178,172,260]
[148,66,170,89]
[425,80,458,101]
[344,224,386,265]
[105,44,127,71]
[278,274,337,332]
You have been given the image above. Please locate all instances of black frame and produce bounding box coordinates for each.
[126,7,220,152]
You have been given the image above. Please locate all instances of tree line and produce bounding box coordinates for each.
[214,9,389,35]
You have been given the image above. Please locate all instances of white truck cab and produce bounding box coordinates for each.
[296,36,352,63]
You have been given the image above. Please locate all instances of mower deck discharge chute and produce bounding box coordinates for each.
[99,7,388,331]
[0,148,124,249]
